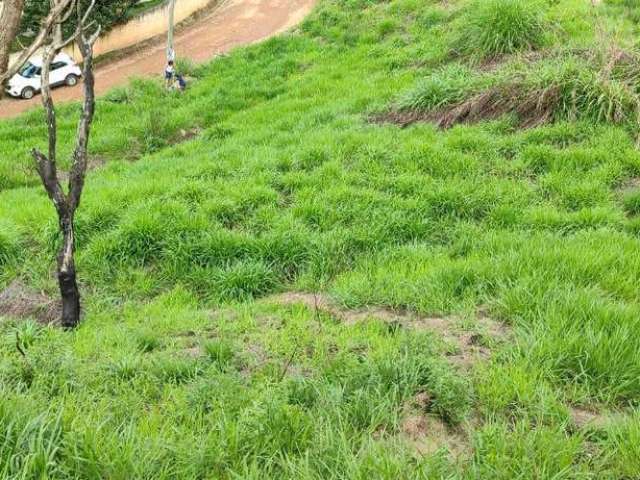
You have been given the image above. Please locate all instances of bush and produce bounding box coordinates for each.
[457,0,548,59]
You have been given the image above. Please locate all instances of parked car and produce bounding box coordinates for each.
[4,53,82,100]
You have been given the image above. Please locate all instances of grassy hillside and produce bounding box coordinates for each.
[1,0,640,477]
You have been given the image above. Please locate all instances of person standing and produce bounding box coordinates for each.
[164,60,175,88]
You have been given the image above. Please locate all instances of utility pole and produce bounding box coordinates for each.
[167,0,176,62]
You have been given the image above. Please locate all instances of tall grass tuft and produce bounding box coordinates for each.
[397,64,477,112]
[0,224,19,268]
[456,0,549,59]
[395,46,640,132]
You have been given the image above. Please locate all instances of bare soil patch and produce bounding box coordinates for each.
[0,281,61,324]
[398,392,470,458]
[569,406,613,430]
[616,177,640,195]
[268,292,510,370]
[170,127,202,146]
[181,346,202,358]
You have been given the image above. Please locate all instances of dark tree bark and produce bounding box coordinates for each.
[31,0,100,328]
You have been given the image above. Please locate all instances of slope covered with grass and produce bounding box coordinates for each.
[1,0,640,478]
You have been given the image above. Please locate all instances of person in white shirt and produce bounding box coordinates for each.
[164,60,175,88]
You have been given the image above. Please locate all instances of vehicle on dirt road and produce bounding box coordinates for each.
[4,53,82,100]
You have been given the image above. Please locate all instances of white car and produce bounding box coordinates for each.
[5,53,82,100]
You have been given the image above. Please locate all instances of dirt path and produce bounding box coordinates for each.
[0,0,316,119]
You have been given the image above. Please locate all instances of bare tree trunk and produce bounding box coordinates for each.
[0,0,26,98]
[31,0,100,328]
[58,214,80,328]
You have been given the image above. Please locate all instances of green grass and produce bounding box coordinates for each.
[454,0,550,59]
[1,0,640,477]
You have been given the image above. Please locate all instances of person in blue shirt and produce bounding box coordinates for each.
[175,74,186,92]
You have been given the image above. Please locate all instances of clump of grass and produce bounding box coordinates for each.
[204,339,236,368]
[397,64,478,112]
[0,224,19,267]
[108,355,142,381]
[623,190,640,215]
[175,57,203,79]
[11,320,41,350]
[469,50,640,127]
[0,235,14,267]
[135,331,162,353]
[392,45,640,132]
[103,86,132,105]
[456,0,549,59]
[151,356,202,384]
[0,402,63,478]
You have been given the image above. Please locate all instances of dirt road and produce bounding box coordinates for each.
[0,0,316,119]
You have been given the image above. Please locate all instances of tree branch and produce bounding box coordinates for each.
[32,148,67,218]
[68,14,99,211]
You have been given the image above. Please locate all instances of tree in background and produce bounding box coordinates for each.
[19,0,141,40]
[1,0,77,95]
[0,0,26,98]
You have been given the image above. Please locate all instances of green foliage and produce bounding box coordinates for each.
[19,0,147,40]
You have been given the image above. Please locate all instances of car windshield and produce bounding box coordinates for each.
[19,62,40,78]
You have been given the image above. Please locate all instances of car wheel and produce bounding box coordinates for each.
[21,87,35,100]
[65,74,79,87]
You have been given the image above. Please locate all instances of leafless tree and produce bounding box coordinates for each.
[27,0,100,328]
